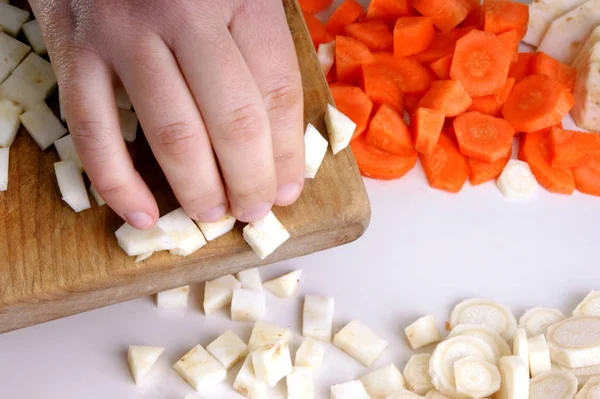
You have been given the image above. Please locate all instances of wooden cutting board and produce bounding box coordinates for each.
[0,0,370,333]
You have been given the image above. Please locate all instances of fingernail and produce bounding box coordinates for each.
[126,212,154,230]
[198,205,227,223]
[240,202,272,222]
[275,183,301,205]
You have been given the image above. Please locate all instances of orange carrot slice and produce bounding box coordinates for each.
[326,0,365,36]
[548,127,600,169]
[335,35,375,84]
[351,137,418,180]
[330,85,374,139]
[420,134,469,192]
[365,0,412,25]
[299,0,334,14]
[344,20,394,52]
[508,52,535,83]
[365,104,413,154]
[529,52,577,92]
[410,107,445,155]
[411,0,471,33]
[572,153,600,197]
[461,5,482,28]
[404,94,423,114]
[304,12,334,49]
[502,74,575,133]
[450,29,511,97]
[393,17,436,57]
[429,53,453,80]
[453,111,515,162]
[360,65,404,113]
[468,77,515,116]
[498,29,520,63]
[419,80,473,117]
[372,53,432,94]
[413,27,474,63]
[482,0,529,39]
[468,150,511,185]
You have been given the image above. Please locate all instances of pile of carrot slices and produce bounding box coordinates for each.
[301,0,600,197]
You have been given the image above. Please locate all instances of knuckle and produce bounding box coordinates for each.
[220,104,267,147]
[155,121,196,159]
[180,188,225,211]
[95,180,128,200]
[69,120,114,153]
[233,179,274,204]
[274,150,299,165]
[263,75,303,120]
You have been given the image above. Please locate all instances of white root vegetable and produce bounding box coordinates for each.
[519,307,565,337]
[206,330,248,370]
[360,363,405,399]
[330,380,370,399]
[453,356,501,399]
[89,184,105,206]
[114,223,173,257]
[243,211,290,260]
[573,291,600,317]
[403,353,434,395]
[448,324,511,361]
[529,370,578,399]
[0,32,30,83]
[0,97,23,147]
[295,337,325,371]
[303,294,335,342]
[333,319,388,367]
[546,316,600,368]
[21,20,46,56]
[497,160,537,199]
[135,254,149,264]
[325,103,356,155]
[155,285,189,309]
[450,298,517,341]
[286,367,314,399]
[425,390,453,398]
[54,160,91,212]
[528,334,552,377]
[127,345,164,384]
[247,321,293,352]
[156,208,206,257]
[523,0,588,46]
[575,375,600,399]
[497,356,529,399]
[304,123,328,179]
[317,41,335,76]
[263,270,302,298]
[251,340,293,387]
[571,56,600,132]
[203,274,241,315]
[0,3,30,37]
[558,362,600,387]
[114,86,132,110]
[195,210,236,241]
[236,268,263,291]
[12,53,56,98]
[405,315,441,350]
[0,147,7,191]
[118,108,138,143]
[233,356,268,399]
[20,102,67,150]
[53,134,83,171]
[173,344,227,392]
[512,327,529,372]
[572,26,600,70]
[230,288,266,322]
[386,390,426,398]
[0,74,45,109]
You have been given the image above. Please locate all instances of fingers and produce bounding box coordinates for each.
[171,22,276,222]
[229,0,305,207]
[112,36,228,223]
[58,51,159,229]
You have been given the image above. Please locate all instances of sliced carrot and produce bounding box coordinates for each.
[461,6,482,28]
[326,0,365,36]
[482,0,529,39]
[361,65,404,113]
[529,52,577,92]
[468,150,511,185]
[413,27,474,63]
[518,125,561,161]
[548,127,600,169]
[299,0,334,14]
[410,107,445,155]
[429,53,453,80]
[365,104,413,154]
[508,52,535,83]
[419,80,473,117]
[502,74,575,133]
[450,29,511,97]
[572,153,600,197]
[411,0,471,33]
[453,111,515,162]
[351,137,418,180]
[498,29,520,63]
[393,17,435,57]
[494,77,515,105]
[404,94,423,114]
[468,77,516,116]
[330,85,374,139]
[365,0,412,25]
[335,35,375,84]
[344,20,393,52]
[420,134,469,192]
[304,12,334,49]
[372,53,432,94]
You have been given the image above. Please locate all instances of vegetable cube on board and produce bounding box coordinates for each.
[243,211,290,260]
[263,270,302,298]
[360,363,405,399]
[233,356,268,399]
[54,160,91,213]
[251,340,293,387]
[0,147,8,191]
[404,314,441,349]
[118,108,138,143]
[231,288,266,322]
[318,41,335,76]
[12,52,57,98]
[0,97,23,147]
[127,345,164,384]
[156,207,207,257]
[20,102,67,150]
[114,86,132,110]
[304,123,328,179]
[295,337,325,371]
[236,268,263,291]
[331,380,370,399]
[195,210,236,241]
[0,32,30,83]
[22,20,46,55]
[134,252,153,263]
[333,319,388,367]
[89,185,106,206]
[303,294,334,343]
[204,275,241,315]
[206,330,248,370]
[155,286,189,309]
[248,321,293,352]
[0,74,45,109]
[54,134,83,171]
[325,103,356,155]
[286,367,314,399]
[173,345,227,392]
[0,3,30,37]
[114,223,173,257]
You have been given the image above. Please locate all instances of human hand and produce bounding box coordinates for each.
[30,0,305,229]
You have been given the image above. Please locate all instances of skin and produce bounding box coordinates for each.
[29,0,305,229]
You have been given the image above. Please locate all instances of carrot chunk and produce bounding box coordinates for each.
[410,107,445,155]
[372,53,432,94]
[351,138,418,180]
[330,85,374,139]
[468,150,511,185]
[361,65,404,113]
[404,94,423,114]
[461,6,482,29]
[502,75,575,133]
[344,20,394,52]
[450,29,511,97]
[304,12,335,49]
[529,52,577,92]
[482,0,529,39]
[429,54,453,80]
[573,153,600,197]
[365,0,412,25]
[508,52,535,83]
[335,35,375,84]
[419,80,473,117]
[498,29,520,63]
[420,134,469,192]
[453,111,515,162]
[326,0,365,36]
[413,27,474,63]
[299,0,334,14]
[365,104,413,154]
[393,17,435,58]
[411,0,470,33]
[548,127,600,169]
[468,77,515,116]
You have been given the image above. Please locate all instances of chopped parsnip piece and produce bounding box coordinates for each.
[304,123,328,179]
[119,108,138,143]
[243,211,290,259]
[157,207,206,257]
[453,356,501,398]
[263,270,302,298]
[330,380,370,399]
[573,291,600,317]
[54,134,83,171]
[519,307,565,337]
[134,252,153,263]
[20,102,66,150]
[247,321,293,352]
[317,41,335,76]
[203,274,241,315]
[251,340,293,387]
[0,74,45,109]
[450,298,517,340]
[295,337,325,371]
[448,324,511,360]
[195,210,236,241]
[286,367,314,399]
[405,314,441,349]
[89,184,105,206]
[206,330,247,369]
[576,375,600,399]
[546,316,600,368]
[22,20,46,55]
[173,345,227,392]
[497,160,537,199]
[115,223,173,257]
[303,294,334,342]
[54,160,91,212]
[325,103,356,155]
[236,268,262,291]
[0,3,30,37]
[528,334,552,377]
[360,363,405,399]
[127,345,164,384]
[529,371,578,399]
[0,97,23,147]
[0,147,7,191]
[230,288,266,322]
[12,52,56,98]
[513,327,529,372]
[333,319,388,367]
[0,32,30,82]
[114,86,132,110]
[233,356,268,399]
[155,285,189,309]
[497,356,529,399]
[404,353,434,395]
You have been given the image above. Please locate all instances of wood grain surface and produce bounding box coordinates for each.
[0,0,370,333]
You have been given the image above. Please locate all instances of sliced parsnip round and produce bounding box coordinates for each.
[497,356,529,399]
[448,324,511,361]
[559,362,600,387]
[450,298,517,341]
[512,327,529,371]
[573,291,600,317]
[575,375,600,399]
[496,159,537,199]
[429,335,496,397]
[386,389,426,398]
[529,334,552,377]
[453,356,501,399]
[425,389,454,399]
[403,353,434,395]
[546,317,600,368]
[519,307,566,337]
[529,371,578,399]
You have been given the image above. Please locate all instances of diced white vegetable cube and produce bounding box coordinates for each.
[360,363,405,399]
[573,290,600,317]
[304,123,328,179]
[0,97,22,147]
[513,327,529,372]
[115,223,173,257]
[497,356,529,399]
[89,184,105,206]
[524,0,588,47]
[203,274,241,315]
[22,20,46,55]
[155,285,189,309]
[0,4,30,37]
[231,288,266,322]
[497,160,537,199]
[528,334,552,377]
[248,321,293,352]
[404,314,441,349]
[0,147,7,191]
[330,380,370,399]
[318,41,335,76]
[0,32,30,83]
[263,270,302,298]
[157,207,207,257]
[12,52,56,98]
[195,210,237,241]
[572,25,600,69]
[303,294,334,343]
[54,134,83,171]
[134,252,153,263]
[243,211,290,259]
[233,356,268,399]
[54,160,90,212]
[251,340,293,387]
[20,102,66,150]
[127,345,164,384]
[236,268,263,291]
[571,59,600,132]
[114,86,132,110]
[173,345,227,392]
[0,74,45,109]
[325,104,356,155]
[287,367,314,399]
[295,337,325,371]
[119,108,138,143]
[333,319,388,367]
[206,330,248,369]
